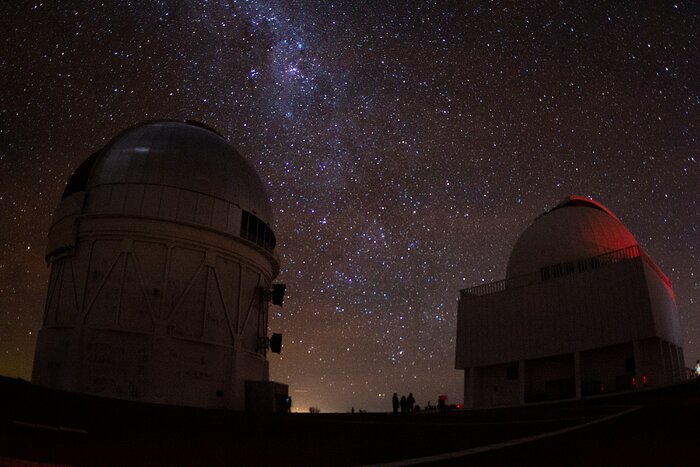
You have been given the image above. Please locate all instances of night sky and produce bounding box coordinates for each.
[1,1,698,413]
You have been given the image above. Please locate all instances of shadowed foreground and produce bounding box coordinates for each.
[0,377,698,466]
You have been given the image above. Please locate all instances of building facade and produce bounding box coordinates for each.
[33,120,287,411]
[455,196,685,408]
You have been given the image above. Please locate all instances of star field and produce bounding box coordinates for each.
[1,1,698,412]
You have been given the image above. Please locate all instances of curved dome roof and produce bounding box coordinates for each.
[84,120,273,224]
[506,196,638,278]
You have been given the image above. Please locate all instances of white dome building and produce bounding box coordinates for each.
[32,120,287,411]
[455,196,685,407]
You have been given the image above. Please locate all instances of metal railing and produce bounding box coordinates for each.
[463,279,508,297]
[461,244,646,298]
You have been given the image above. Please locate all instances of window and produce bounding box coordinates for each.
[564,263,575,275]
[540,267,551,281]
[240,210,276,252]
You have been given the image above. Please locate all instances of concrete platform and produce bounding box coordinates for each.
[1,377,698,466]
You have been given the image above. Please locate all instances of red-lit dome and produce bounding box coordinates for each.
[506,196,638,278]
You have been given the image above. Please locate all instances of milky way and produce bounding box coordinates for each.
[1,1,698,412]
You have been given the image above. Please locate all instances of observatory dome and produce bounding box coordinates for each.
[506,196,638,278]
[35,119,286,411]
[66,120,273,225]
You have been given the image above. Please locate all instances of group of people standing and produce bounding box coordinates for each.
[391,392,415,415]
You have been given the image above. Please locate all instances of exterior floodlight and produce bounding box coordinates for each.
[270,333,283,353]
[272,284,286,306]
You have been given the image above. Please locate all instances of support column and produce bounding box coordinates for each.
[463,368,474,409]
[664,341,675,385]
[670,344,680,383]
[633,340,642,389]
[659,339,669,386]
[574,351,582,400]
[469,367,476,408]
[677,347,686,381]
[519,360,526,405]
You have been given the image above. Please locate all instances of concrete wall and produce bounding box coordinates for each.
[524,353,575,402]
[456,258,655,369]
[580,342,634,393]
[635,337,672,388]
[455,255,688,407]
[34,215,275,411]
[471,363,521,408]
[642,260,683,348]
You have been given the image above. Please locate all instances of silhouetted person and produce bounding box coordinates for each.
[407,393,415,413]
[437,395,446,411]
[400,395,407,414]
[392,393,399,415]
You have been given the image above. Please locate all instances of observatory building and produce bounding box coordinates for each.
[32,120,287,411]
[455,196,685,408]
